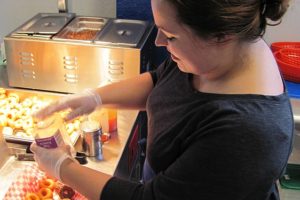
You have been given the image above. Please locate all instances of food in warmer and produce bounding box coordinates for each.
[39,178,56,190]
[63,29,98,40]
[59,185,75,199]
[37,187,53,199]
[25,192,40,200]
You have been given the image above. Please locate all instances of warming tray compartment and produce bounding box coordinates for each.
[95,19,149,47]
[53,16,108,43]
[11,13,75,39]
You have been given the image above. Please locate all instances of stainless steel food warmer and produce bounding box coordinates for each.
[4,13,155,93]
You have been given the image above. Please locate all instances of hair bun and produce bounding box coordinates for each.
[264,0,290,21]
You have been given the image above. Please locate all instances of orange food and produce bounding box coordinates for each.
[37,187,53,199]
[25,192,40,200]
[39,178,56,190]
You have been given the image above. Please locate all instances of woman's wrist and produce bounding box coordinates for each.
[60,157,79,183]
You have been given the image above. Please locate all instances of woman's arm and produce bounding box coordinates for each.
[97,72,154,110]
[33,72,154,120]
[60,159,111,200]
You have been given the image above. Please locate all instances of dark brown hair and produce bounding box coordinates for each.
[166,0,290,41]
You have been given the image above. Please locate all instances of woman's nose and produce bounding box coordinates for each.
[155,30,167,47]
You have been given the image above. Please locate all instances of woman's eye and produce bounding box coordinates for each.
[167,37,175,41]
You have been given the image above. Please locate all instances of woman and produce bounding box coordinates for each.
[31,0,293,199]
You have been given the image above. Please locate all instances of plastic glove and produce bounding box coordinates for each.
[33,89,102,121]
[30,143,77,182]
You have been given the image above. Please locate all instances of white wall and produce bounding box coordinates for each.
[264,0,300,44]
[0,0,116,39]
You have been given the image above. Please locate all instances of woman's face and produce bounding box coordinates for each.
[151,0,222,75]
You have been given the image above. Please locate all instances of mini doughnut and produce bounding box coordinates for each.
[0,115,7,126]
[31,104,42,113]
[59,185,75,199]
[2,126,13,136]
[8,93,20,103]
[7,97,18,105]
[15,130,27,137]
[14,119,24,129]
[22,98,33,108]
[7,119,16,128]
[0,87,6,94]
[25,127,34,137]
[39,178,56,190]
[0,94,6,100]
[0,99,8,108]
[37,187,53,199]
[73,119,81,131]
[22,118,34,130]
[20,107,32,118]
[25,192,40,200]
[6,109,18,121]
[14,103,23,111]
[66,123,75,135]
[0,107,8,115]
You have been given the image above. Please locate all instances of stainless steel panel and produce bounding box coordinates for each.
[15,13,75,35]
[4,38,142,93]
[95,19,149,47]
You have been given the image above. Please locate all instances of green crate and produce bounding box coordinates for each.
[280,164,300,190]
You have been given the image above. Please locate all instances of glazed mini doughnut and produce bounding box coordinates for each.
[0,115,7,126]
[7,118,16,128]
[22,98,33,108]
[39,178,56,190]
[14,103,23,111]
[0,87,6,94]
[37,187,53,199]
[0,93,6,100]
[0,99,8,108]
[20,107,32,118]
[73,119,81,131]
[31,104,42,113]
[2,126,13,136]
[0,106,8,115]
[8,93,20,103]
[25,192,40,200]
[7,97,18,106]
[13,119,24,129]
[25,127,34,137]
[15,130,27,137]
[22,118,34,130]
[6,109,18,121]
[66,123,75,135]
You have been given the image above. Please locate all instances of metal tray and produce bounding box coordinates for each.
[0,88,80,145]
[16,13,75,35]
[94,19,149,47]
[53,17,108,43]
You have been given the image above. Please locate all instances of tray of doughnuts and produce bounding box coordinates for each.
[0,88,82,145]
[3,163,87,200]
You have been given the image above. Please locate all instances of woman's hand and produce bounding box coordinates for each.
[30,143,77,181]
[33,89,102,121]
